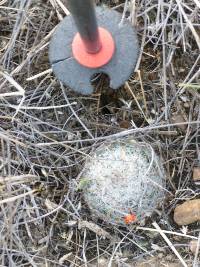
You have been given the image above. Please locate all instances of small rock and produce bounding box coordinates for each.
[193,167,200,182]
[174,199,200,225]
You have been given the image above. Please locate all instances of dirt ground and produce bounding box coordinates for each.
[0,0,200,266]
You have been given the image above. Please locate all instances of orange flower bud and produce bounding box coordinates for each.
[124,213,137,224]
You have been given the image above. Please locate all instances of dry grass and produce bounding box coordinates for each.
[0,0,199,266]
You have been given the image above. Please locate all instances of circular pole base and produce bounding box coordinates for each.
[49,7,139,95]
[72,27,115,68]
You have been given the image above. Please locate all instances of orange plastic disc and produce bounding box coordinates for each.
[72,27,115,69]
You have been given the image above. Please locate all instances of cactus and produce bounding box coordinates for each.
[80,139,166,226]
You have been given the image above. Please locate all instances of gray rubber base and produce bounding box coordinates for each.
[49,7,139,95]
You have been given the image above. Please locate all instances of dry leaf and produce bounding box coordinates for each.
[135,256,190,267]
[171,112,187,131]
[78,220,114,241]
[189,240,200,254]
[88,257,117,267]
[45,199,59,210]
[59,253,73,265]
[119,120,131,129]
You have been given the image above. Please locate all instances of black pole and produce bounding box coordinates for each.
[66,0,102,54]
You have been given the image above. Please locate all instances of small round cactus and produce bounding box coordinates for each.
[79,139,166,226]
